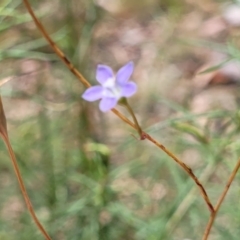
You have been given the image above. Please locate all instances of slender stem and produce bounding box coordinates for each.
[165,163,214,238]
[144,132,214,212]
[22,0,212,213]
[22,0,91,89]
[123,98,143,139]
[0,131,52,240]
[202,158,240,240]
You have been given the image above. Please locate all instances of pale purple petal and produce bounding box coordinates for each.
[99,97,117,112]
[82,86,104,102]
[120,82,137,97]
[116,61,134,84]
[96,65,114,84]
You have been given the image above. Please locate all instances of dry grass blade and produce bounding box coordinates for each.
[0,97,52,240]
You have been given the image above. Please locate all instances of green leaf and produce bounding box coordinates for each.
[172,122,209,144]
[198,59,232,74]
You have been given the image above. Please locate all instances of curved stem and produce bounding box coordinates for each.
[0,96,51,239]
[0,131,52,240]
[165,163,214,238]
[22,0,213,213]
[122,98,143,139]
[202,158,240,240]
[144,132,214,212]
[22,0,90,89]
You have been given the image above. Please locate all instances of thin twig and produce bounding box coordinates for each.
[144,132,214,212]
[22,0,90,89]
[165,163,215,237]
[123,99,143,139]
[0,98,51,240]
[202,158,240,240]
[22,0,213,212]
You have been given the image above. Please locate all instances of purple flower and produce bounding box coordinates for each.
[82,62,137,112]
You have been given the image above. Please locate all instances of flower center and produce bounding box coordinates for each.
[103,78,122,99]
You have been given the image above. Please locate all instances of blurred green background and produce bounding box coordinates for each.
[1,0,240,239]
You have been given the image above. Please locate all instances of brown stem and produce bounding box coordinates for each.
[0,96,51,239]
[22,0,90,89]
[123,99,143,139]
[0,130,51,240]
[22,0,213,212]
[144,132,214,212]
[202,158,240,240]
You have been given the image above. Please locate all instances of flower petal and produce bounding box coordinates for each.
[82,86,104,102]
[116,61,134,84]
[120,82,137,97]
[96,65,114,84]
[99,97,117,112]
